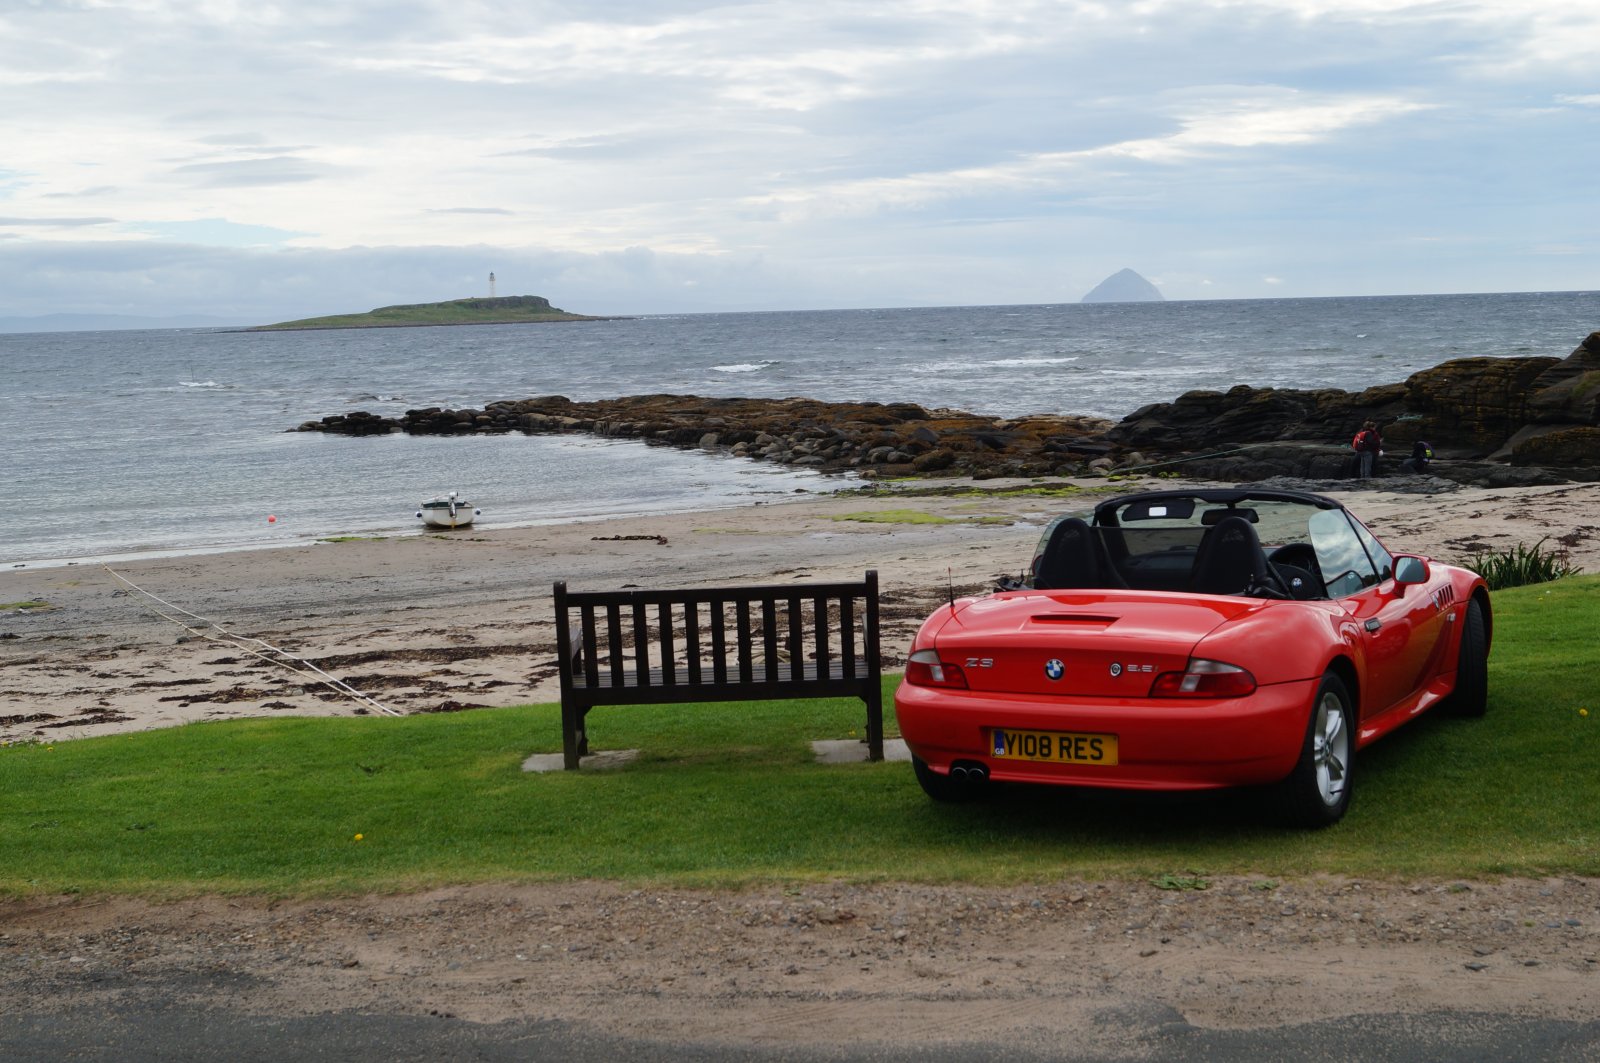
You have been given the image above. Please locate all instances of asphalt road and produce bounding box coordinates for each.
[3,1002,1597,1062]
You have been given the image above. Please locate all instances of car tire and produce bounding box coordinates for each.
[912,755,982,803]
[1278,672,1354,828]
[1445,597,1488,718]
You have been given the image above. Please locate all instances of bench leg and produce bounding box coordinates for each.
[561,699,582,771]
[865,688,884,762]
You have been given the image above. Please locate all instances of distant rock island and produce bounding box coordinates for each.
[1081,269,1165,303]
[251,295,605,331]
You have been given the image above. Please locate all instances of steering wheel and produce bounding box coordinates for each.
[1271,563,1326,599]
[1270,544,1319,573]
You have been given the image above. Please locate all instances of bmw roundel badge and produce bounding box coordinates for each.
[1044,658,1065,681]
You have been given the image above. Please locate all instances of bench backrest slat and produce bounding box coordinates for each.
[658,601,676,686]
[581,604,600,688]
[812,595,829,676]
[781,597,797,682]
[631,601,648,686]
[710,598,728,685]
[684,601,702,684]
[737,600,754,683]
[840,595,856,677]
[606,606,625,684]
[759,600,775,682]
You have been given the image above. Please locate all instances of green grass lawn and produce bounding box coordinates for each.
[3,577,1596,897]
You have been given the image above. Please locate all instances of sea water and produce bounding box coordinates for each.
[2,291,1594,566]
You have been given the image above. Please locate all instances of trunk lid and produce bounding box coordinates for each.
[931,591,1257,698]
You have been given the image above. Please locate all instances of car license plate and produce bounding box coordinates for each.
[991,727,1117,765]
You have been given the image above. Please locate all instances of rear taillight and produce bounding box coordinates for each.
[1150,658,1257,698]
[905,649,969,689]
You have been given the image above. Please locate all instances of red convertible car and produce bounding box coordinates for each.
[894,488,1490,827]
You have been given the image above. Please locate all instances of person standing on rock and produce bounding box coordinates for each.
[1353,420,1382,479]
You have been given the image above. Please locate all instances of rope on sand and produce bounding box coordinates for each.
[102,565,404,718]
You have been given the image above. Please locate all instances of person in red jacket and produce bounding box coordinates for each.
[1352,420,1382,478]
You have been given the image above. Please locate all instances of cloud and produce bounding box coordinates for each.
[748,90,1431,219]
[169,156,336,188]
[132,218,310,247]
[1087,94,1432,161]
[41,186,121,199]
[0,216,118,228]
[0,0,1594,310]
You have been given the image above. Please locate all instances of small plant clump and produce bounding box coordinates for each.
[1152,872,1211,891]
[1462,538,1582,590]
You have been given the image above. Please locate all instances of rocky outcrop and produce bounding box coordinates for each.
[1105,332,1600,483]
[297,395,1114,479]
[296,334,1600,485]
[1105,381,1409,455]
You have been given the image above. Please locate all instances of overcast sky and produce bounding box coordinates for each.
[2,0,1596,322]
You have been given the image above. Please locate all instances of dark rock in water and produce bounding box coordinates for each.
[293,332,1600,486]
[1082,269,1164,303]
[295,393,1113,480]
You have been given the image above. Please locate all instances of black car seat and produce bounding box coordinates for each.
[1032,517,1103,589]
[1190,516,1268,595]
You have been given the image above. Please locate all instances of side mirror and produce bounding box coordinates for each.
[1393,555,1429,593]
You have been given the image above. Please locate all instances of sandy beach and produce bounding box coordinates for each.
[3,473,1596,744]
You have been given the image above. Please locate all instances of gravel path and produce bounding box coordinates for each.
[3,877,1597,1058]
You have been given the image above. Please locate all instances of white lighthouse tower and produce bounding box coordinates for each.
[489,272,497,298]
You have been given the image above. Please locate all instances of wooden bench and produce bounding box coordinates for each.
[553,571,883,770]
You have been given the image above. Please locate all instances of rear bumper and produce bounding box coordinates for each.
[893,678,1316,791]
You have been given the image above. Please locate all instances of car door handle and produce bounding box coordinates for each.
[1364,618,1382,632]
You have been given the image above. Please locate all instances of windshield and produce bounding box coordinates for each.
[1027,493,1375,600]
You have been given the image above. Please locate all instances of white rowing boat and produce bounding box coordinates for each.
[417,491,481,529]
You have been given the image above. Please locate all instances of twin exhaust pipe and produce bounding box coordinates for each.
[949,761,990,782]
